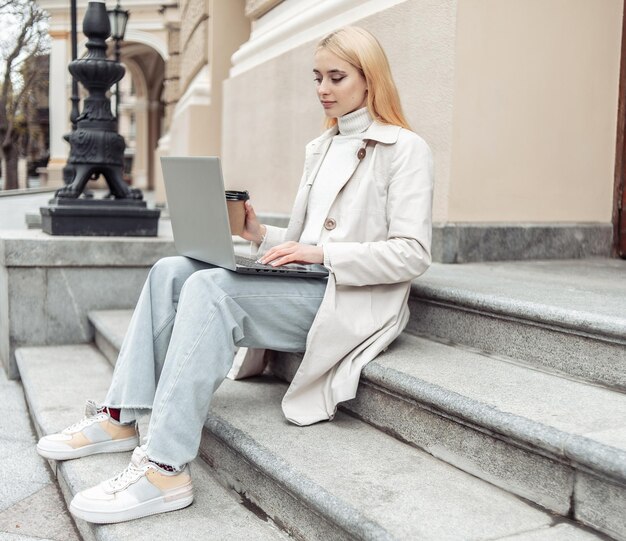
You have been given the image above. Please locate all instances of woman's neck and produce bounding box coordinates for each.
[337,107,373,136]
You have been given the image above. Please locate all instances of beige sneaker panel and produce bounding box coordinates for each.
[99,420,137,440]
[145,469,192,491]
[67,431,93,449]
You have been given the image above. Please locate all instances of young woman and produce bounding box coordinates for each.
[36,26,434,524]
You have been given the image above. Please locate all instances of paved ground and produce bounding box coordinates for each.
[0,191,57,231]
[0,365,81,541]
[0,189,167,541]
[0,189,79,539]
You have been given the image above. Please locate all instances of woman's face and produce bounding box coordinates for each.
[313,48,368,119]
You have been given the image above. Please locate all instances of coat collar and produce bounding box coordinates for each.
[306,120,402,155]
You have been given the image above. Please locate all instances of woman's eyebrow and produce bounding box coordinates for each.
[312,69,347,75]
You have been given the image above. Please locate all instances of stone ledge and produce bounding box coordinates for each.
[0,231,177,378]
[0,229,176,267]
[432,223,612,263]
[411,259,626,341]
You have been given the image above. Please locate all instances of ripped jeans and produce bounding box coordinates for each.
[105,256,326,468]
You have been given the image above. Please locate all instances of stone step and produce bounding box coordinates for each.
[87,309,622,538]
[271,331,626,540]
[408,259,626,390]
[200,376,604,540]
[15,344,290,541]
[89,309,131,366]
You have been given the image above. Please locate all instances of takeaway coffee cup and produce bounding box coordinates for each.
[225,190,250,236]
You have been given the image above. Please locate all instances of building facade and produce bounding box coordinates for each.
[40,0,625,260]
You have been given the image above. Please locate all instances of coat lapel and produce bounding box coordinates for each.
[314,139,363,224]
[285,132,334,241]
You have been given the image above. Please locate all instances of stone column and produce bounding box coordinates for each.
[147,99,162,191]
[45,31,71,187]
[154,7,181,205]
[131,97,148,189]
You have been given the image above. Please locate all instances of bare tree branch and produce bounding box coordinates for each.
[2,58,38,149]
[0,0,49,189]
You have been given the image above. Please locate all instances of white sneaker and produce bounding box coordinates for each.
[70,446,194,523]
[37,400,139,460]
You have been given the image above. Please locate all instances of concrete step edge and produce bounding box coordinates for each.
[362,360,626,484]
[410,281,626,344]
[199,378,607,540]
[271,349,626,486]
[88,310,129,366]
[203,414,395,541]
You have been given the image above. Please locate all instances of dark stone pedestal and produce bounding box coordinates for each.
[40,198,160,236]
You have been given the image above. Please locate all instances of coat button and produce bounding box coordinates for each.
[324,218,337,230]
[357,147,366,160]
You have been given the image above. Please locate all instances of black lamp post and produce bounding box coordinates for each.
[107,1,129,120]
[69,0,79,128]
[62,0,80,188]
[41,0,159,236]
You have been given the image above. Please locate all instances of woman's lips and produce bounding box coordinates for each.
[321,101,336,109]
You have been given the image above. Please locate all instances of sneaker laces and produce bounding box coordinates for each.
[107,463,147,492]
[62,399,107,434]
[106,447,152,492]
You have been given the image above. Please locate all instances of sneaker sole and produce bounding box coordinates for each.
[37,436,139,460]
[69,490,194,524]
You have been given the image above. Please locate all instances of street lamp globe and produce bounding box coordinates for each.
[107,2,129,41]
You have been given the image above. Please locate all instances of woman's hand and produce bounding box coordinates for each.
[240,201,266,245]
[261,241,324,266]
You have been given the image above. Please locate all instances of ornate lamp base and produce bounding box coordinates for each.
[41,198,160,236]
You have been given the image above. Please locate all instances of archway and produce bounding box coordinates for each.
[116,41,165,191]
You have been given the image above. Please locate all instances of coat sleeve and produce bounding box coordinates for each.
[323,134,434,286]
[251,224,287,256]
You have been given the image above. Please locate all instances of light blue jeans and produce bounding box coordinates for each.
[105,256,326,468]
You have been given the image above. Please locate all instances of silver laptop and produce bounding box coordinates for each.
[160,157,329,278]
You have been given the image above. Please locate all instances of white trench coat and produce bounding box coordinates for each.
[231,120,434,426]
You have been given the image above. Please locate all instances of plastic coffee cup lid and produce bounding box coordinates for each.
[225,190,250,201]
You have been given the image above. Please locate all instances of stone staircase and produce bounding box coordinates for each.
[15,258,626,540]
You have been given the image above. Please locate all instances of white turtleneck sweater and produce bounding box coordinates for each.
[299,107,373,246]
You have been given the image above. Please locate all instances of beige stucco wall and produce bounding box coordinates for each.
[207,0,250,157]
[222,0,458,220]
[166,0,248,158]
[153,0,248,204]
[448,0,623,222]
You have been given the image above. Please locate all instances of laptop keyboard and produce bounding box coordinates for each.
[234,255,328,276]
[235,255,276,270]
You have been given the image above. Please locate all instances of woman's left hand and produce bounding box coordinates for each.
[260,242,324,266]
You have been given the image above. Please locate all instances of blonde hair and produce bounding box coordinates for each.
[316,26,411,131]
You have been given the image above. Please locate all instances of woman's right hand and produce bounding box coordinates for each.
[241,200,267,245]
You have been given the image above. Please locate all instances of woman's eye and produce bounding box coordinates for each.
[313,77,322,84]
[331,77,345,83]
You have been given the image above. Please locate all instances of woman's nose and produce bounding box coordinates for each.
[317,79,330,96]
